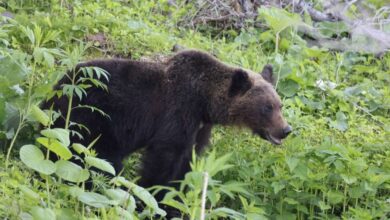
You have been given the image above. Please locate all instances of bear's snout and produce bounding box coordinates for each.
[282,125,292,138]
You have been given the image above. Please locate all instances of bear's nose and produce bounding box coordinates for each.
[283,125,292,137]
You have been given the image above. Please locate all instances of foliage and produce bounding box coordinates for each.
[0,0,389,219]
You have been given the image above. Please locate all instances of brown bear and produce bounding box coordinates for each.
[44,50,291,189]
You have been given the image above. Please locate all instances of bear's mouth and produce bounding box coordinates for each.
[254,129,283,145]
[266,133,282,145]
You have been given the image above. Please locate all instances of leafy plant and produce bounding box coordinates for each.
[0,0,389,219]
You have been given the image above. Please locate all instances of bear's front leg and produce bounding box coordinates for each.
[139,143,193,190]
[138,142,193,219]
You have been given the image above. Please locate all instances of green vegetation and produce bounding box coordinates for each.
[0,0,389,219]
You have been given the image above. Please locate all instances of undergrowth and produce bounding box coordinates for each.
[0,0,389,219]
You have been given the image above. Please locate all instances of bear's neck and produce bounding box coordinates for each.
[166,65,233,125]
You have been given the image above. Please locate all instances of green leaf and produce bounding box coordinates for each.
[68,186,84,198]
[41,128,70,147]
[31,105,50,126]
[317,21,348,38]
[20,145,55,175]
[340,174,357,185]
[55,160,90,183]
[117,179,166,216]
[285,156,299,172]
[349,185,366,199]
[85,156,116,175]
[258,7,305,33]
[19,185,40,201]
[161,199,188,214]
[126,195,136,213]
[78,192,116,208]
[43,51,55,67]
[105,188,130,204]
[278,79,300,97]
[72,143,90,155]
[271,181,285,194]
[132,183,161,212]
[36,137,72,160]
[318,201,331,210]
[292,163,308,180]
[0,56,26,84]
[210,207,245,219]
[55,208,78,220]
[327,191,344,204]
[30,207,55,220]
[284,197,298,205]
[204,151,233,176]
[220,181,250,198]
[333,111,348,132]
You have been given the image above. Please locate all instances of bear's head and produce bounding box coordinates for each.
[228,65,292,145]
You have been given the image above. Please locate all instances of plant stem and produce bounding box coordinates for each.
[65,93,73,130]
[343,184,348,213]
[46,175,51,208]
[5,112,24,168]
[65,68,76,130]
[200,172,209,220]
[5,60,36,168]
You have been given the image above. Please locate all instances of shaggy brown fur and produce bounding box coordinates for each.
[43,49,291,194]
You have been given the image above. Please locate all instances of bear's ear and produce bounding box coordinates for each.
[229,69,252,97]
[261,64,275,86]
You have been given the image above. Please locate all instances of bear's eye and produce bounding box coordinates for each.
[264,105,273,113]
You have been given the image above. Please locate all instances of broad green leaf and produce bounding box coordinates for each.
[30,207,55,220]
[78,192,117,208]
[334,111,348,132]
[220,182,250,197]
[68,186,84,198]
[349,185,366,198]
[340,174,357,185]
[258,7,305,33]
[118,179,166,216]
[278,79,300,97]
[114,207,134,220]
[0,56,26,84]
[284,197,298,205]
[20,145,55,175]
[72,143,90,155]
[210,207,245,218]
[19,185,40,201]
[105,188,130,204]
[126,195,136,213]
[131,183,159,210]
[36,137,72,160]
[247,213,268,220]
[271,181,285,194]
[285,157,299,172]
[41,128,70,147]
[317,21,348,38]
[327,191,344,204]
[205,151,233,176]
[85,156,116,175]
[55,160,90,183]
[292,163,309,180]
[55,208,78,220]
[43,50,55,67]
[161,199,188,214]
[31,105,50,126]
